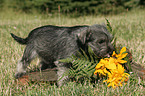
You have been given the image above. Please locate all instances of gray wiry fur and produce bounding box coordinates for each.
[11,24,114,86]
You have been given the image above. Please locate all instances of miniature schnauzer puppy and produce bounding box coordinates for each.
[11,24,114,86]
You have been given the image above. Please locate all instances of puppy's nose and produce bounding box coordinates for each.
[108,45,114,56]
[109,51,113,56]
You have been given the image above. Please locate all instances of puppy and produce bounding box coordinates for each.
[11,24,114,86]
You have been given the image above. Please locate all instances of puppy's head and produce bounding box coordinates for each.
[78,24,114,57]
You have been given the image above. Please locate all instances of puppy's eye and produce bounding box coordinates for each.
[98,40,105,44]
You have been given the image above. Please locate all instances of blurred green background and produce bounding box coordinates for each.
[0,0,144,16]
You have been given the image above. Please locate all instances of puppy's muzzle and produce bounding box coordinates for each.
[105,46,114,57]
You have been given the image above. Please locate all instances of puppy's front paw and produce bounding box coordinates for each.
[15,72,26,79]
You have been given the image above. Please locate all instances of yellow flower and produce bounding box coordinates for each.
[104,57,117,69]
[112,47,128,64]
[95,58,117,70]
[94,47,130,89]
[94,58,116,76]
[103,64,130,89]
[94,68,108,76]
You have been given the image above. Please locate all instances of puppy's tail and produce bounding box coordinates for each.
[10,33,28,45]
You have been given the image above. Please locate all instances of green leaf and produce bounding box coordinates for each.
[105,18,112,33]
[59,58,72,63]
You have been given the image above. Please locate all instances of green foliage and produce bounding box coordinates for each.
[0,0,142,16]
[60,47,98,81]
[0,0,4,9]
[105,18,117,48]
[139,0,145,5]
[106,18,112,34]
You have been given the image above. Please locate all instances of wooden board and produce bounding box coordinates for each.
[17,68,58,85]
[28,68,57,82]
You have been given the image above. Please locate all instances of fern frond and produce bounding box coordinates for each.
[59,47,98,81]
[59,57,72,63]
[80,48,89,60]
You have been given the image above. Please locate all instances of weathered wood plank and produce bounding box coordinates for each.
[17,68,57,85]
[28,68,57,81]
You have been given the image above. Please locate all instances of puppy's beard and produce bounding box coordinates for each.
[103,53,111,57]
[99,48,111,57]
[88,43,100,55]
[88,43,111,57]
[90,47,111,58]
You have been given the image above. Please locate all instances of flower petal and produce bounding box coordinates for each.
[117,59,127,64]
[120,47,126,54]
[105,63,116,69]
[118,53,128,60]
[112,51,117,57]
[117,64,125,74]
[94,69,104,75]
[95,63,104,69]
[103,68,110,74]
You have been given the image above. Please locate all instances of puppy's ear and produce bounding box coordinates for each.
[77,27,91,44]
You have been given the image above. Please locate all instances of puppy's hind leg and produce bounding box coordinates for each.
[15,45,37,78]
